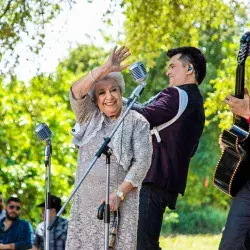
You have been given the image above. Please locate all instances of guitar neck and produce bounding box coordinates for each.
[235,64,245,98]
[234,63,249,130]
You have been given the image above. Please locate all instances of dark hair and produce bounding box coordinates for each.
[7,197,21,204]
[166,46,206,84]
[37,195,62,213]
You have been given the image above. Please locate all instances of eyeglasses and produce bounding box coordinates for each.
[8,205,21,211]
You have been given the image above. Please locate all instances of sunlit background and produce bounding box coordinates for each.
[0,0,250,249]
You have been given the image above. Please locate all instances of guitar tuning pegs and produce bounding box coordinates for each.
[241,31,250,43]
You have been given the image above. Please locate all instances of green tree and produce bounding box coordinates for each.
[0,0,76,74]
[0,73,76,224]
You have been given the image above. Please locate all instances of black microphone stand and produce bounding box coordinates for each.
[44,139,52,250]
[48,81,146,250]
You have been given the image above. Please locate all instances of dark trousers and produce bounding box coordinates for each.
[219,181,250,250]
[137,183,178,250]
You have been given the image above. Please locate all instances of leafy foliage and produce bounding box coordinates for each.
[0,74,76,224]
[123,0,246,63]
[0,0,76,74]
[162,206,227,234]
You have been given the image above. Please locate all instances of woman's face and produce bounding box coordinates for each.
[94,79,122,120]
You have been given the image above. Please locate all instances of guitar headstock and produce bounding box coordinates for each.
[237,31,250,65]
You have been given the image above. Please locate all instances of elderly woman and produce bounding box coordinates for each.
[66,46,152,249]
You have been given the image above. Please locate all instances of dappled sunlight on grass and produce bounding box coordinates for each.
[160,234,221,250]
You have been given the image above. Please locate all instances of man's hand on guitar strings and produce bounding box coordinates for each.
[218,136,225,151]
[224,88,250,120]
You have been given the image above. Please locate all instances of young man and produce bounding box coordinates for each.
[33,195,68,250]
[134,47,206,249]
[0,197,33,250]
[219,89,250,249]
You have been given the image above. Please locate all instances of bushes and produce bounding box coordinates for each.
[161,206,228,235]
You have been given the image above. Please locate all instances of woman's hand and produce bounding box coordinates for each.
[100,181,134,211]
[225,88,250,119]
[105,46,131,73]
[101,191,121,211]
[109,191,122,211]
[71,45,130,99]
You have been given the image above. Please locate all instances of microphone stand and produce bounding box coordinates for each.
[44,139,52,250]
[48,81,146,250]
[104,146,112,249]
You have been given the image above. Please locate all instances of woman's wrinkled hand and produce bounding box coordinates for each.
[101,190,121,212]
[105,46,131,73]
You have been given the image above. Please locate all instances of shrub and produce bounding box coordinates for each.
[161,206,227,235]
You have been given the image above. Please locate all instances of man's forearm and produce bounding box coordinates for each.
[0,243,15,249]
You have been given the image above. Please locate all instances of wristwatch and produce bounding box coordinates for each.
[116,190,124,200]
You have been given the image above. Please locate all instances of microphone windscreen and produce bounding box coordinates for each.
[35,123,52,141]
[129,62,147,83]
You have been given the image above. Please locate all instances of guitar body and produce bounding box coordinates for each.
[213,32,250,197]
[214,118,250,197]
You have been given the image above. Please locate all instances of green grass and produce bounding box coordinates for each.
[160,234,221,250]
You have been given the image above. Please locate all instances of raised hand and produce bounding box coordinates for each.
[105,46,131,72]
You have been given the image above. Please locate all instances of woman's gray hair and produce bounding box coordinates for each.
[89,72,125,99]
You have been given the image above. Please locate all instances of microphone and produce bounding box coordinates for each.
[35,123,52,141]
[129,61,148,84]
[127,62,148,106]
[35,123,52,164]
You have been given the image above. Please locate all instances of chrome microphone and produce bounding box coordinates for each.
[129,62,148,84]
[35,123,52,141]
[35,123,52,164]
[126,62,148,106]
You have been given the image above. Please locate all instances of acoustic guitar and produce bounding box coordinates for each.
[213,32,250,197]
